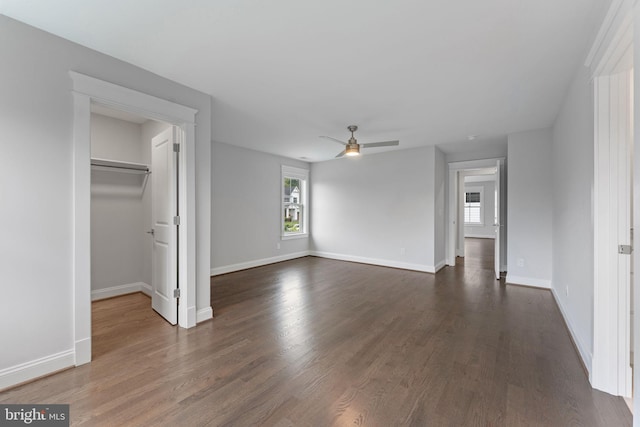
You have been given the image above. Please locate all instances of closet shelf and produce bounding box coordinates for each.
[91,157,150,174]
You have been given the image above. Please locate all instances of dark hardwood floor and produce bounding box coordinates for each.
[0,242,632,426]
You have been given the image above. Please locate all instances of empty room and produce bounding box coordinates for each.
[1,1,638,425]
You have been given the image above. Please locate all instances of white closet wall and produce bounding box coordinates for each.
[91,113,149,299]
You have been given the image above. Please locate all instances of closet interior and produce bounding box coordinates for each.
[90,106,170,303]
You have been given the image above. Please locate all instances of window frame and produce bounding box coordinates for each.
[281,165,309,240]
[463,186,484,226]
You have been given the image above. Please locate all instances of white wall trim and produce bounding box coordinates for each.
[210,251,446,277]
[448,158,505,171]
[196,307,213,323]
[434,259,447,273]
[91,282,151,301]
[311,251,437,273]
[0,349,75,391]
[70,70,199,372]
[585,0,633,75]
[141,282,152,297]
[464,233,495,239]
[210,251,311,276]
[505,275,551,289]
[69,71,197,124]
[447,157,505,268]
[74,338,91,367]
[551,287,593,381]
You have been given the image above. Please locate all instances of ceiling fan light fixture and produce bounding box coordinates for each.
[345,144,360,156]
[321,125,398,158]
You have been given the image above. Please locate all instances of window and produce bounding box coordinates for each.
[464,187,483,225]
[282,165,308,238]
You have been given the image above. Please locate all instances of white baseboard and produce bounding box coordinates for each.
[91,282,150,301]
[197,306,213,323]
[434,259,447,273]
[505,274,551,289]
[464,234,495,239]
[310,251,437,273]
[0,349,74,391]
[74,337,91,366]
[210,251,310,276]
[140,283,152,297]
[551,287,592,380]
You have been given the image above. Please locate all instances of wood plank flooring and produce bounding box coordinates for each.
[0,238,632,426]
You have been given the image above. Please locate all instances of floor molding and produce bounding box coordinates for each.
[311,251,436,273]
[0,349,74,391]
[550,287,592,381]
[210,251,310,276]
[197,306,213,323]
[91,282,150,301]
[464,234,495,239]
[505,274,551,289]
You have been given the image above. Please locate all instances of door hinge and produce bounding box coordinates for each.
[173,288,181,298]
[619,244,633,255]
[173,143,180,153]
[173,216,180,226]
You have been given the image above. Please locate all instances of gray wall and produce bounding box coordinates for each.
[507,128,553,288]
[90,113,147,295]
[211,142,309,274]
[551,65,594,369]
[0,15,211,380]
[434,146,446,267]
[463,179,496,238]
[311,146,440,272]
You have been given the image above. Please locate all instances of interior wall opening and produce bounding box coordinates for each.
[89,104,178,358]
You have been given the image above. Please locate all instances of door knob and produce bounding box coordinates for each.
[146,229,154,236]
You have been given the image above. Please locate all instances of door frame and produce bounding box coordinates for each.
[587,0,634,398]
[446,158,506,269]
[70,71,198,365]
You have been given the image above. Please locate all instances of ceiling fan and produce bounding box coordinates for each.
[320,125,399,158]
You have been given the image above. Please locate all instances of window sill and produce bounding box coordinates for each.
[281,233,308,241]
[464,223,485,227]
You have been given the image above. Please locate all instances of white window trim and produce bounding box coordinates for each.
[281,165,309,239]
[464,186,484,226]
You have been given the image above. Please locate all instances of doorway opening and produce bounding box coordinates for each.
[71,71,198,366]
[447,158,506,280]
[89,106,180,331]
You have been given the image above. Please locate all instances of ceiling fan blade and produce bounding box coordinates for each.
[320,135,347,145]
[335,149,346,158]
[361,140,400,148]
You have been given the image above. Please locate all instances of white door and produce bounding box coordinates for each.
[494,160,501,280]
[151,127,178,325]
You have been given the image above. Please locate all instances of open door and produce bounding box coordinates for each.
[494,159,501,280]
[151,127,178,325]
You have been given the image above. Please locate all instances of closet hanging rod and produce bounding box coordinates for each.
[91,157,150,173]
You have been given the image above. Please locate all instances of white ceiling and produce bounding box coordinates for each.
[0,0,609,162]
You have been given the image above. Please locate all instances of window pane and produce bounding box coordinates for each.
[283,175,303,233]
[284,203,302,232]
[466,192,480,203]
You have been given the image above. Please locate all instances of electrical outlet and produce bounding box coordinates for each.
[276,243,281,250]
[565,286,569,297]
[400,248,406,256]
[517,258,524,267]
